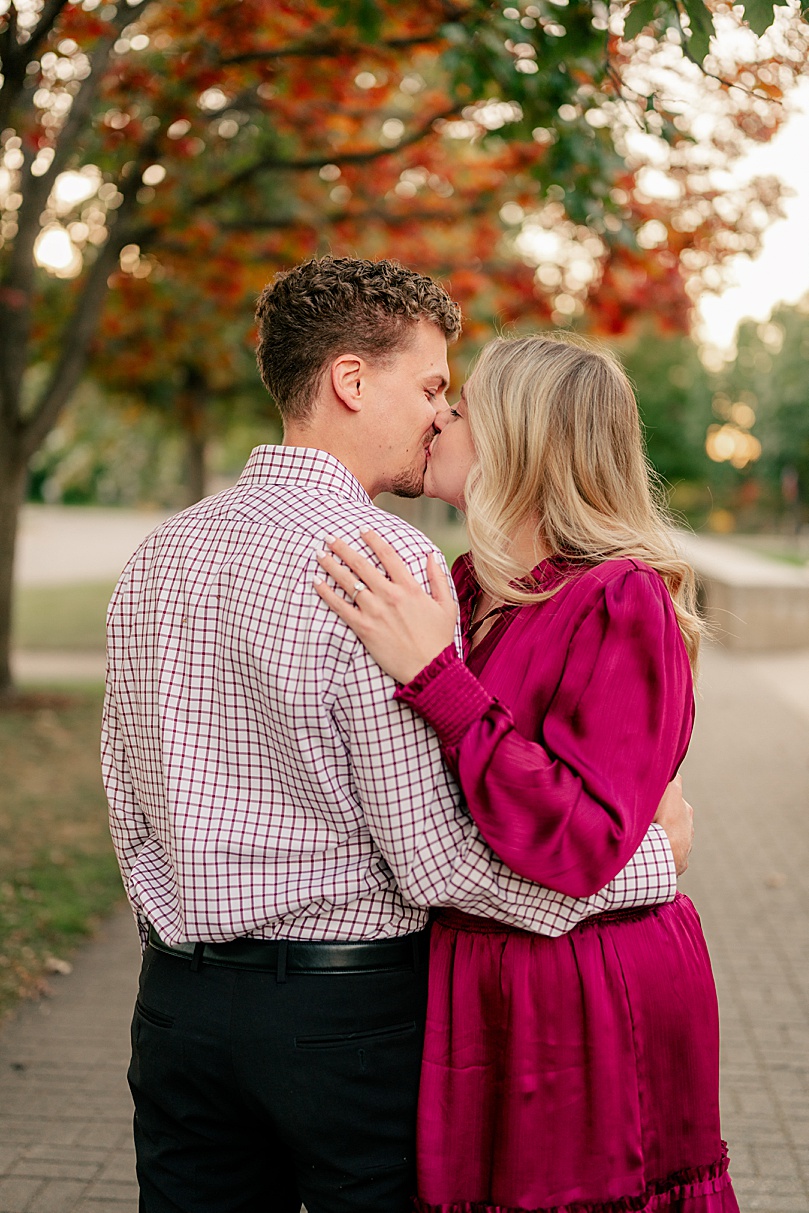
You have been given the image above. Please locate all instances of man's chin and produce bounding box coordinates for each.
[389,467,426,499]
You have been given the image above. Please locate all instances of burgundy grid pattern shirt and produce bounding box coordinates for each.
[102,445,676,946]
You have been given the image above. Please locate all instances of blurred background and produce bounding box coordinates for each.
[2,0,807,677]
[2,0,808,679]
[1,6,809,1208]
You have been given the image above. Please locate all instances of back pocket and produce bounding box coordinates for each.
[135,997,175,1029]
[295,1020,415,1049]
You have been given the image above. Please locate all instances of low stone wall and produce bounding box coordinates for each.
[676,532,809,651]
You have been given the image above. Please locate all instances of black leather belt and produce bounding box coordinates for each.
[147,924,429,974]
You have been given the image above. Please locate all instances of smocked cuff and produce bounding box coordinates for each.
[394,645,495,748]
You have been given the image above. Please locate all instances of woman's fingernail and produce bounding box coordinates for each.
[324,534,336,544]
[316,549,327,560]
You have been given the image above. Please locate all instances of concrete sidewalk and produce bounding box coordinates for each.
[1,643,808,1212]
[16,506,168,589]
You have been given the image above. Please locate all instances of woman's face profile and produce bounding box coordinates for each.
[423,383,477,510]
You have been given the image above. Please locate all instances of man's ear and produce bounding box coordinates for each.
[331,354,365,413]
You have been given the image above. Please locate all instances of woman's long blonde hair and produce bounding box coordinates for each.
[463,332,705,670]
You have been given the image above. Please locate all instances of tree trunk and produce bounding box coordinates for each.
[179,368,209,506]
[0,428,29,701]
[184,426,207,507]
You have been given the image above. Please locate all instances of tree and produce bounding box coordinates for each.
[714,297,809,525]
[617,325,714,500]
[1,0,807,696]
[88,239,267,505]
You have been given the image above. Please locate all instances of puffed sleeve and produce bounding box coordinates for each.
[395,567,693,898]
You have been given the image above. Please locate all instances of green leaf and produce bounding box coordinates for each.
[321,0,382,38]
[741,0,784,36]
[624,0,660,41]
[680,0,716,62]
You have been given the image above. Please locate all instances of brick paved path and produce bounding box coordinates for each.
[0,911,140,1212]
[681,646,809,1213]
[1,643,808,1212]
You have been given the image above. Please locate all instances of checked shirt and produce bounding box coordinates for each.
[102,445,676,946]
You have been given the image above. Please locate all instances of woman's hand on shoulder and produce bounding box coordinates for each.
[314,529,458,685]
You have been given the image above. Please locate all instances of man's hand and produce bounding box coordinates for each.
[653,774,694,877]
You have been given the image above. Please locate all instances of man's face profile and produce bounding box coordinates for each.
[365,321,450,499]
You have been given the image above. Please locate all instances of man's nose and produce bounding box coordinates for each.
[433,406,451,432]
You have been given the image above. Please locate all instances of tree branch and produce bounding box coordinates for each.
[0,0,149,131]
[25,0,71,61]
[0,7,24,130]
[0,1,70,129]
[215,200,492,233]
[182,106,464,213]
[21,166,145,457]
[219,32,446,64]
[0,0,154,419]
[0,1,20,68]
[216,1,472,62]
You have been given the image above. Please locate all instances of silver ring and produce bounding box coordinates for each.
[350,580,366,603]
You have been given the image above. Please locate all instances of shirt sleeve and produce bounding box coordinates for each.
[101,580,151,949]
[395,567,692,899]
[333,552,677,935]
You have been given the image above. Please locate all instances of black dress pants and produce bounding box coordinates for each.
[129,941,429,1213]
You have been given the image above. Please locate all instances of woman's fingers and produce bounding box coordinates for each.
[318,531,451,619]
[358,529,420,588]
[313,578,366,634]
[322,536,389,592]
[316,551,375,604]
[426,552,455,606]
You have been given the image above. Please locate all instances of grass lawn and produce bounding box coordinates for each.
[14,582,116,651]
[11,531,469,655]
[0,690,124,1020]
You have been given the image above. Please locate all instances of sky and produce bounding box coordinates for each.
[696,77,809,358]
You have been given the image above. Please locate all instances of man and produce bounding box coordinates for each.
[102,257,691,1213]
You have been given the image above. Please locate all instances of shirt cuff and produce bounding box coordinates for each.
[394,645,495,749]
[606,822,678,912]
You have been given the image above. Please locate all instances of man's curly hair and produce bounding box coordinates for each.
[255,256,462,424]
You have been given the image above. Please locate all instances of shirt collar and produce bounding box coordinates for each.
[238,445,372,506]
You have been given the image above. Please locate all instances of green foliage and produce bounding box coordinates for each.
[616,327,715,514]
[624,0,663,42]
[681,0,717,63]
[717,298,809,508]
[623,0,789,54]
[26,372,279,509]
[742,0,792,37]
[27,379,186,508]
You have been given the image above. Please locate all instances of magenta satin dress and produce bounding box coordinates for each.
[396,556,738,1213]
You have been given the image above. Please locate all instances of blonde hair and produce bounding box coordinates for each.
[463,332,705,670]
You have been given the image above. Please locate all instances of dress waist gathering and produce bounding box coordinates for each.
[434,894,683,937]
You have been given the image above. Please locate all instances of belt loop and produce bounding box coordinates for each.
[190,942,205,973]
[412,935,420,973]
[276,940,288,984]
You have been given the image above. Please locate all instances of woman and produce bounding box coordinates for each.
[314,333,738,1213]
